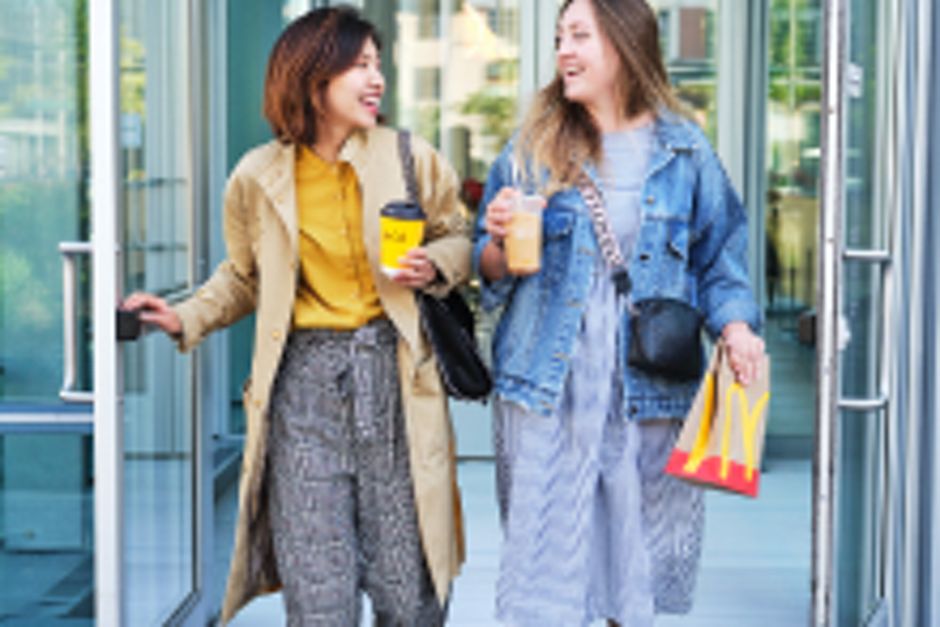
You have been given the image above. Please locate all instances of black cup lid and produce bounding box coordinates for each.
[381,200,425,220]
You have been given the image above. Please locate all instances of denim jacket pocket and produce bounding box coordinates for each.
[539,209,576,283]
[666,220,690,261]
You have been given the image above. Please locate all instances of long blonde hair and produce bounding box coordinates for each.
[517,0,682,192]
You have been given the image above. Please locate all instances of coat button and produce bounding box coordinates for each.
[629,405,639,416]
[272,330,282,341]
[253,398,262,409]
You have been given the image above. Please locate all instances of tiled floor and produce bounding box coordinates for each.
[221,457,811,626]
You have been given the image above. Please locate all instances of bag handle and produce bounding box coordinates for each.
[575,171,632,295]
[397,129,420,205]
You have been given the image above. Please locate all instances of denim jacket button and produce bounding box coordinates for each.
[645,195,655,205]
[629,404,638,416]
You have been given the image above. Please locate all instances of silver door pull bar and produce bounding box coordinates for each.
[837,396,889,412]
[59,242,94,404]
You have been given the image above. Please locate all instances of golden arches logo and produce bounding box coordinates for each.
[683,377,769,481]
[683,371,715,473]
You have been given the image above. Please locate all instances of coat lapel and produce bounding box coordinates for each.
[257,142,299,255]
[343,129,425,362]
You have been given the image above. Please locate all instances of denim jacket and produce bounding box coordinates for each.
[472,113,761,421]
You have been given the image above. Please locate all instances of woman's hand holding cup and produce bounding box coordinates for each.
[484,187,515,249]
[391,247,439,288]
[485,187,545,276]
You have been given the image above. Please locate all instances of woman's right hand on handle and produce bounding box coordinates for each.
[122,292,182,337]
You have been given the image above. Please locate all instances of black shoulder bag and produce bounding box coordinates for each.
[398,131,493,401]
[576,171,704,381]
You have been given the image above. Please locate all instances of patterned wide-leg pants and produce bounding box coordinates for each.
[266,319,444,627]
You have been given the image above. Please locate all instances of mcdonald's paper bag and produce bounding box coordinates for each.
[664,342,771,498]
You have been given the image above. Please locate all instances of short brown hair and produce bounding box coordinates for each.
[263,6,381,146]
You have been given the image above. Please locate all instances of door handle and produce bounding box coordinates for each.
[116,308,142,341]
[59,242,93,403]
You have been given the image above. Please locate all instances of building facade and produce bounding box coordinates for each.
[0,0,937,624]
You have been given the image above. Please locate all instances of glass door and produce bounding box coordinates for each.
[90,0,208,624]
[0,0,94,622]
[815,0,891,623]
[833,0,890,622]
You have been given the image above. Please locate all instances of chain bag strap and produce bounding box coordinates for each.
[575,170,704,381]
[397,131,492,400]
[575,171,632,295]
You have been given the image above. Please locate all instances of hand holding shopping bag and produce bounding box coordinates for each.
[664,341,771,497]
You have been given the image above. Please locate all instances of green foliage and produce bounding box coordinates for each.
[460,88,517,152]
[120,31,147,117]
[416,103,441,147]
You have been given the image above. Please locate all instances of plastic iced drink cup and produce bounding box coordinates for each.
[505,193,543,274]
[380,200,426,277]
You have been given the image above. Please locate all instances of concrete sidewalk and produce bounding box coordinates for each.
[221,458,811,626]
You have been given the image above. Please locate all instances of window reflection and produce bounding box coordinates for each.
[0,0,91,403]
[653,1,719,138]
[766,0,822,315]
[361,0,519,212]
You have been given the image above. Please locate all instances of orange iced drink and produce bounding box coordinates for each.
[505,194,543,274]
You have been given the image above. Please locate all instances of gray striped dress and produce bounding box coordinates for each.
[493,126,704,626]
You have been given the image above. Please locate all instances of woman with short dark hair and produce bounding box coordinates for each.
[124,7,468,625]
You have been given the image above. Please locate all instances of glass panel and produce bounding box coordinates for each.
[0,0,90,404]
[836,0,885,622]
[119,1,196,623]
[651,0,720,140]
[0,431,94,623]
[836,409,886,625]
[764,0,822,454]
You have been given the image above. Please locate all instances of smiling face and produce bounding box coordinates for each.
[555,0,623,113]
[318,38,385,136]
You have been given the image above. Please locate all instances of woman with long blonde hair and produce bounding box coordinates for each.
[474,0,764,624]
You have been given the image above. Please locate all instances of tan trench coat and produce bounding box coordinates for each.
[173,126,470,624]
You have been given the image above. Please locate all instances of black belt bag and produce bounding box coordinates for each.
[627,297,703,381]
[576,172,703,382]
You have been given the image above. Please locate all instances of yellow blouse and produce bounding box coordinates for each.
[292,146,383,329]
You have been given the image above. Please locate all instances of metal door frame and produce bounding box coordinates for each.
[90,1,210,623]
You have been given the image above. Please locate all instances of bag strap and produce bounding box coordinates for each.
[397,129,420,205]
[575,171,632,295]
